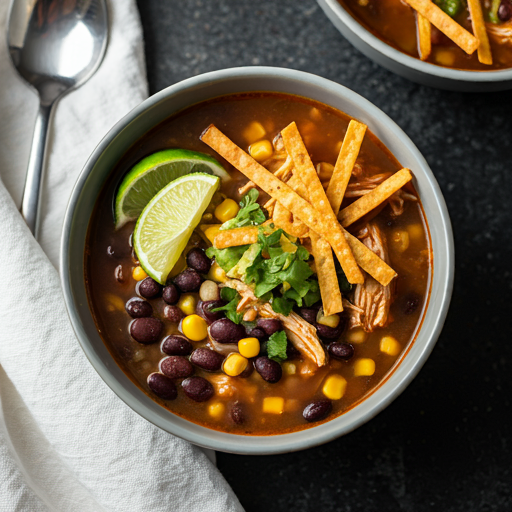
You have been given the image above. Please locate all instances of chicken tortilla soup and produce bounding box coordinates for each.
[85,93,432,435]
[339,0,512,70]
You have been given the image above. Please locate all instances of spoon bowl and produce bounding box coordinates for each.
[7,0,108,235]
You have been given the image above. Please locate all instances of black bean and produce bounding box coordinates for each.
[130,317,163,344]
[164,305,185,323]
[174,268,202,292]
[303,400,333,422]
[404,294,420,315]
[186,248,212,274]
[328,342,354,360]
[298,307,318,324]
[161,335,192,356]
[231,401,245,424]
[256,318,282,336]
[115,265,124,283]
[182,376,214,402]
[499,0,512,21]
[162,284,180,305]
[138,277,162,299]
[160,356,194,379]
[247,327,267,341]
[286,343,301,360]
[196,300,226,324]
[190,348,225,371]
[238,360,254,378]
[209,318,246,344]
[254,356,282,383]
[316,317,346,340]
[125,297,152,318]
[147,372,177,400]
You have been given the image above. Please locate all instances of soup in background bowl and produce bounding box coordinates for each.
[61,67,454,454]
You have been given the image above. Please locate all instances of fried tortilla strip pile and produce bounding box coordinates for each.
[417,13,432,61]
[338,168,412,227]
[467,0,493,65]
[404,0,479,54]
[201,124,364,285]
[281,122,344,315]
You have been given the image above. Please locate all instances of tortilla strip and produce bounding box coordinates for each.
[326,120,367,215]
[284,171,343,315]
[417,13,432,61]
[343,228,396,286]
[280,122,364,284]
[467,0,493,65]
[338,168,412,227]
[201,124,364,284]
[239,154,294,196]
[310,232,344,315]
[403,0,479,54]
[273,201,309,238]
[213,226,259,249]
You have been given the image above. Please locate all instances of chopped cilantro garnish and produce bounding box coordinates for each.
[210,287,243,324]
[219,189,266,231]
[267,331,288,362]
[206,245,249,272]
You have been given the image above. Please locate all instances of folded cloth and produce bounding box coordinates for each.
[0,1,243,511]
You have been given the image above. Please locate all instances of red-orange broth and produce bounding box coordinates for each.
[85,93,432,435]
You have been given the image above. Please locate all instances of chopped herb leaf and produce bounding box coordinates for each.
[267,330,288,362]
[206,245,249,272]
[334,258,353,293]
[271,297,294,316]
[211,288,243,324]
[219,189,266,230]
[434,0,461,17]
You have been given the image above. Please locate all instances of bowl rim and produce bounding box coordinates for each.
[322,0,512,83]
[60,66,454,454]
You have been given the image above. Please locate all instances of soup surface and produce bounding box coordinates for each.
[339,0,512,70]
[86,93,432,435]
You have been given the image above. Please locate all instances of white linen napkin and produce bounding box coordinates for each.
[0,1,243,511]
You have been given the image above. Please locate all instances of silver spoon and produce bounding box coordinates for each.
[7,0,108,237]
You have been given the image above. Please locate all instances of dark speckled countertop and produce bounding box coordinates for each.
[135,1,512,510]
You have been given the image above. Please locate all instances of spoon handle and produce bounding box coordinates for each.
[20,102,53,238]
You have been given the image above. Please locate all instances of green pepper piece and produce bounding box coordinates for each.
[489,0,501,23]
[434,0,462,17]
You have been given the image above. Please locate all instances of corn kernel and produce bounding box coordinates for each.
[408,223,424,242]
[391,230,410,253]
[223,353,249,377]
[316,162,335,182]
[345,328,367,344]
[202,213,213,222]
[322,374,347,400]
[282,362,297,375]
[238,337,260,358]
[105,293,125,312]
[285,398,300,412]
[215,198,240,223]
[242,121,266,144]
[310,107,322,121]
[380,336,401,356]
[168,254,186,278]
[181,314,208,341]
[354,358,376,377]
[262,396,284,414]
[249,140,273,163]
[435,49,456,67]
[317,309,340,328]
[208,402,225,419]
[132,266,148,281]
[203,225,222,244]
[207,261,227,283]
[177,294,197,316]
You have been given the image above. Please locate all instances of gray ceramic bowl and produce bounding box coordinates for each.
[61,67,454,454]
[318,0,512,92]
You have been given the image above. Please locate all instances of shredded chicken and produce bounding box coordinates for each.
[220,279,327,367]
[486,21,512,45]
[347,223,394,332]
[345,165,416,217]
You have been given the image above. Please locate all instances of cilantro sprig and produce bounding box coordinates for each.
[210,287,244,324]
[267,331,288,363]
[219,189,266,231]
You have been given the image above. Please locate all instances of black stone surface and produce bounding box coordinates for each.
[136,1,512,510]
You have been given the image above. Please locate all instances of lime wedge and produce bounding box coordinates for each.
[133,173,220,284]
[115,149,229,229]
